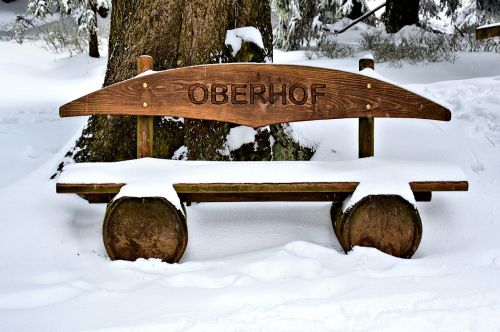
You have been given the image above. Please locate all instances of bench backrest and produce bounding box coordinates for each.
[60,63,451,128]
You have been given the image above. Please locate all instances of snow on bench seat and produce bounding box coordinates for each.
[57,158,468,211]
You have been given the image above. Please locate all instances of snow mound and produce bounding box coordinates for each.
[225,27,265,57]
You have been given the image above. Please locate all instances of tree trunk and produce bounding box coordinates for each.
[383,0,420,33]
[89,30,99,58]
[346,0,365,20]
[70,0,313,163]
[88,1,100,58]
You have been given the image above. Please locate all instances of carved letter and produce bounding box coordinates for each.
[269,83,287,105]
[211,84,228,105]
[289,83,308,105]
[188,83,208,104]
[231,84,248,104]
[250,84,267,104]
[311,83,326,105]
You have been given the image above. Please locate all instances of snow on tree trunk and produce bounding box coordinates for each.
[70,0,313,163]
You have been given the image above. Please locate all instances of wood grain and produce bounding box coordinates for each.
[331,195,422,258]
[173,182,359,193]
[136,55,154,158]
[409,181,468,192]
[56,181,467,203]
[103,196,187,262]
[476,25,500,40]
[73,191,431,204]
[358,58,375,158]
[178,192,350,202]
[59,64,451,127]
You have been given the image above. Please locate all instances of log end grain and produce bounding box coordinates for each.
[331,195,422,258]
[103,196,188,263]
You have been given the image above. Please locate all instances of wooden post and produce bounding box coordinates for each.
[137,55,154,158]
[359,56,375,158]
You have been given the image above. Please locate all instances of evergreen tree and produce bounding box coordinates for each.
[420,0,460,21]
[384,0,465,33]
[27,0,110,57]
[477,0,500,22]
[420,0,499,28]
[273,0,368,50]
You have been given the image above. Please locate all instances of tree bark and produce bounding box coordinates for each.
[89,30,99,58]
[383,0,420,33]
[346,0,365,20]
[70,0,312,163]
[88,1,100,58]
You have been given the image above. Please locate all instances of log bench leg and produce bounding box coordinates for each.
[331,195,422,258]
[103,196,188,262]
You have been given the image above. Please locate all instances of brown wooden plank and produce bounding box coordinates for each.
[476,24,500,40]
[56,181,467,205]
[56,182,359,195]
[56,181,469,194]
[56,183,125,194]
[59,64,451,127]
[178,192,350,202]
[180,191,431,203]
[173,182,360,193]
[69,190,431,204]
[409,181,468,192]
[176,182,468,193]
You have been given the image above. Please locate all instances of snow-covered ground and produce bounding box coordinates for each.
[1,30,500,330]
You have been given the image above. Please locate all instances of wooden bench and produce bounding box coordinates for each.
[476,22,500,40]
[56,55,468,262]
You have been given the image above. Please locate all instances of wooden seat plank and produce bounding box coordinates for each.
[56,181,467,203]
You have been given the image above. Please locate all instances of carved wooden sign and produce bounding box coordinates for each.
[187,82,327,106]
[60,64,451,128]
